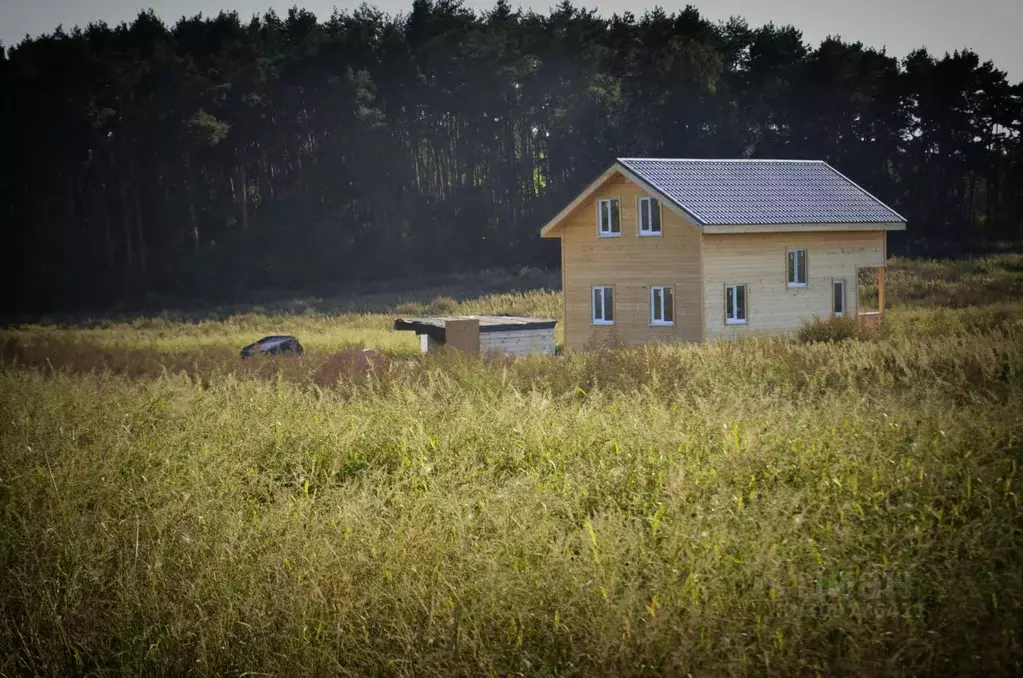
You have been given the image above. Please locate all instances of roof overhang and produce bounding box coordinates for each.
[394,315,558,343]
[702,221,906,234]
[539,164,617,238]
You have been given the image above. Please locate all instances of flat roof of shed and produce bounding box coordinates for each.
[394,315,557,340]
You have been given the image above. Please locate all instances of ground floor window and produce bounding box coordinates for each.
[787,248,808,287]
[650,286,674,325]
[592,286,614,325]
[726,284,747,324]
[833,279,846,317]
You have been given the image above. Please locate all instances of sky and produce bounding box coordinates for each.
[2,0,1021,80]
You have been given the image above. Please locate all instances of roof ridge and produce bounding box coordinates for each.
[618,157,826,163]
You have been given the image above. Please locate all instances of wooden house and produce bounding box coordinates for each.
[539,158,906,349]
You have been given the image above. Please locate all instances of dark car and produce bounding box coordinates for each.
[240,335,304,358]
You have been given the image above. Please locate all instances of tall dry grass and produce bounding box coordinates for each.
[1,254,1022,676]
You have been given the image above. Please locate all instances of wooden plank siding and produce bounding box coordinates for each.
[480,329,556,356]
[560,173,703,350]
[702,230,886,340]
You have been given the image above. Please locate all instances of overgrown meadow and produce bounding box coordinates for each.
[1,256,1022,676]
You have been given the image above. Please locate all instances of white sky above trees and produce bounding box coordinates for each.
[2,0,1020,80]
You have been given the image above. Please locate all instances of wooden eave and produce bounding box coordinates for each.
[701,221,907,234]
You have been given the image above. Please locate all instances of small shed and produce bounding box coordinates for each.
[394,315,557,356]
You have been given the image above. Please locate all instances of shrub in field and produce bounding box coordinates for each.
[1,336,22,364]
[887,303,1023,339]
[581,326,626,352]
[885,253,1023,308]
[393,301,426,316]
[454,290,562,320]
[425,296,459,314]
[796,314,866,343]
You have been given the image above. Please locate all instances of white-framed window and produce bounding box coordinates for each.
[597,198,621,237]
[787,248,808,287]
[726,284,747,324]
[638,196,661,236]
[592,286,614,325]
[833,279,846,317]
[650,286,674,325]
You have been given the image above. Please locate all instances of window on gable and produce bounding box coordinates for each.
[833,279,846,317]
[787,249,808,287]
[638,197,661,235]
[650,286,674,325]
[726,284,747,324]
[597,199,621,237]
[592,286,614,325]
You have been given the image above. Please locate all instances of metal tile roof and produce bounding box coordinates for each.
[617,158,905,225]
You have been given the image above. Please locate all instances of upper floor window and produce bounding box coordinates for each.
[787,248,808,287]
[592,286,615,325]
[650,286,674,325]
[638,197,661,236]
[597,198,621,237]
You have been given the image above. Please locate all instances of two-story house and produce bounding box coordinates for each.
[539,158,906,349]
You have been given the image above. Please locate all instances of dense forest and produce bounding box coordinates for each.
[1,1,1021,313]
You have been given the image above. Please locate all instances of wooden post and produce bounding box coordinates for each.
[877,267,886,315]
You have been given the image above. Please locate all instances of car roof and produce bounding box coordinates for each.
[255,335,297,346]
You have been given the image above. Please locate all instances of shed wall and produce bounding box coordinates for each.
[480,328,555,356]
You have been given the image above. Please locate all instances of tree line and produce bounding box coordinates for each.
[1,1,1021,313]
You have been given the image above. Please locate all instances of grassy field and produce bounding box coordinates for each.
[2,266,563,355]
[1,255,1022,676]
